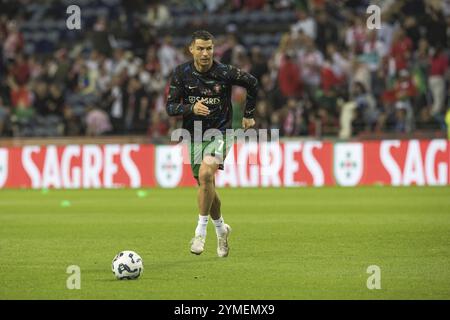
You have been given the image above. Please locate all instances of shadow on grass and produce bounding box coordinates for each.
[93,256,221,283]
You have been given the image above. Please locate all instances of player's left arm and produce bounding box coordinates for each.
[227,65,258,129]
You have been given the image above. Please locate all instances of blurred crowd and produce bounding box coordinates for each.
[0,0,449,140]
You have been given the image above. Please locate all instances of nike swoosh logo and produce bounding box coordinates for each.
[188,86,197,89]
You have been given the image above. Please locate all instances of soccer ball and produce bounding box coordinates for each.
[112,250,144,280]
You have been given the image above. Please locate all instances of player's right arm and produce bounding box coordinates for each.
[166,69,193,116]
[166,69,210,117]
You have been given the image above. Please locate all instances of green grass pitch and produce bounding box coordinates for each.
[0,186,449,300]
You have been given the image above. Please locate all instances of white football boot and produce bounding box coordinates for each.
[217,224,232,257]
[190,236,206,255]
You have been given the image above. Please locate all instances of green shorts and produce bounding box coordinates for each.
[189,136,232,181]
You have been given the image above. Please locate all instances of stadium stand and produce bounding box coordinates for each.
[0,0,448,140]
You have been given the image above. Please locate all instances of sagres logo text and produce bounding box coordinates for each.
[188,96,221,105]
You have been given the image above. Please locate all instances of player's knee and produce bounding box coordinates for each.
[198,165,215,184]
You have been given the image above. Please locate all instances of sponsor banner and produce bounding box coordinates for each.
[0,140,448,189]
[365,139,449,186]
[334,139,450,186]
[214,141,334,187]
[334,143,364,186]
[1,144,155,189]
[0,148,8,188]
[155,145,184,188]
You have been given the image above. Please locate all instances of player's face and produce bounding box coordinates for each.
[190,39,214,68]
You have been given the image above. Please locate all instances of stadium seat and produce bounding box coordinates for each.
[173,16,190,28]
[248,11,266,24]
[278,10,297,23]
[23,43,35,55]
[216,13,233,26]
[258,34,272,46]
[243,34,258,47]
[230,12,248,25]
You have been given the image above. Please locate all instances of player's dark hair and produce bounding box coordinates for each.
[191,30,214,44]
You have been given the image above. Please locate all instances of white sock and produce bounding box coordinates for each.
[212,217,227,236]
[195,215,209,238]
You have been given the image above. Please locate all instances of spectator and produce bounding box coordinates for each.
[377,12,395,49]
[77,63,98,95]
[8,76,32,112]
[123,77,145,133]
[254,99,271,131]
[3,20,24,62]
[321,58,344,95]
[345,15,367,54]
[326,44,351,81]
[85,105,112,136]
[63,104,82,136]
[97,61,113,94]
[291,10,316,40]
[423,2,447,47]
[278,51,302,98]
[32,80,49,116]
[28,55,44,80]
[411,38,430,116]
[392,69,418,133]
[298,38,323,96]
[121,0,143,35]
[220,33,246,66]
[249,46,268,83]
[8,76,34,136]
[131,95,151,134]
[352,82,378,134]
[270,112,281,132]
[145,1,172,28]
[403,16,421,50]
[144,46,161,74]
[108,76,125,134]
[148,66,166,96]
[47,84,64,117]
[339,82,376,138]
[0,96,10,136]
[390,28,413,73]
[362,30,388,73]
[10,53,30,86]
[157,36,181,78]
[315,10,337,54]
[282,98,307,136]
[149,110,170,143]
[428,46,448,117]
[259,73,284,112]
[273,33,295,69]
[350,58,371,95]
[91,16,113,57]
